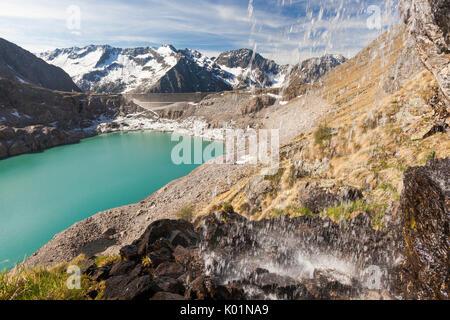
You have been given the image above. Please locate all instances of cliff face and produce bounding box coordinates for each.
[399,0,450,104]
[0,38,80,92]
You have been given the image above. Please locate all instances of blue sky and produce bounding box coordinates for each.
[0,0,398,64]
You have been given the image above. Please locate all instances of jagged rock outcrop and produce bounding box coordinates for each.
[0,38,80,92]
[84,208,402,300]
[399,158,449,299]
[399,0,450,104]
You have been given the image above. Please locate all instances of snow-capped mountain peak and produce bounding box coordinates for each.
[38,45,346,94]
[38,44,179,93]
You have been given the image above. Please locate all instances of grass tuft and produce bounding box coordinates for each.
[314,125,333,145]
[176,203,195,222]
[0,257,92,300]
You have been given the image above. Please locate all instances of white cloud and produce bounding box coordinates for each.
[0,0,399,65]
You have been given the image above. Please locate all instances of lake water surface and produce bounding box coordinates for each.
[0,131,221,269]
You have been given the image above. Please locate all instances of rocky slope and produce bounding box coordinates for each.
[0,38,80,92]
[38,45,345,94]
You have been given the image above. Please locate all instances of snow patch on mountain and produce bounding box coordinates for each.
[38,45,179,93]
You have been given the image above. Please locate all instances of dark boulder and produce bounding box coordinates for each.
[184,276,239,300]
[154,262,185,278]
[147,247,174,268]
[134,219,199,257]
[103,275,135,300]
[109,260,136,277]
[399,158,449,299]
[153,276,186,295]
[119,245,139,261]
[104,275,160,300]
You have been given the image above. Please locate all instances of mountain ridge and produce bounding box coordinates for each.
[38,45,346,94]
[0,38,81,92]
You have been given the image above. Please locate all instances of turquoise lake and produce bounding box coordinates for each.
[0,131,222,270]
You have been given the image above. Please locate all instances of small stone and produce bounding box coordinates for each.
[119,245,139,261]
[154,262,184,278]
[151,292,185,300]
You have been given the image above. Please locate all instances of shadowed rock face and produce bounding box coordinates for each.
[399,158,449,299]
[216,49,279,73]
[429,0,450,49]
[0,38,80,92]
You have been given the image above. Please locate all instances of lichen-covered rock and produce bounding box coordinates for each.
[119,244,139,261]
[399,158,449,299]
